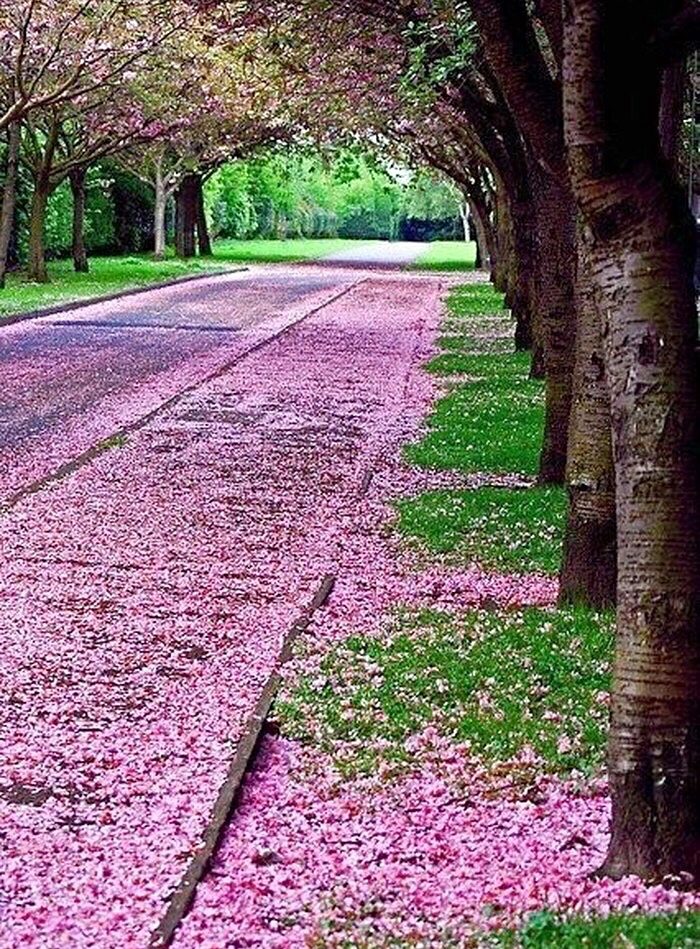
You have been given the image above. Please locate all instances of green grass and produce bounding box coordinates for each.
[0,253,225,320]
[412,240,478,272]
[447,282,508,315]
[406,353,545,475]
[395,486,566,575]
[213,237,368,263]
[0,238,368,320]
[406,283,544,476]
[491,911,700,948]
[279,606,613,779]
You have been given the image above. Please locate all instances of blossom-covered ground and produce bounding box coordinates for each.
[4,271,697,948]
[173,278,700,949]
[0,271,451,947]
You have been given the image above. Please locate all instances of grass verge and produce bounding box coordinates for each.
[405,284,545,476]
[279,606,613,780]
[492,911,700,948]
[395,486,565,575]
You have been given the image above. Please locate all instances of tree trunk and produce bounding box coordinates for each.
[564,0,700,883]
[531,164,576,485]
[659,60,686,176]
[506,191,537,355]
[70,166,89,274]
[175,174,197,259]
[559,226,616,607]
[0,119,20,289]
[194,174,212,256]
[27,174,52,283]
[459,201,471,242]
[154,167,168,260]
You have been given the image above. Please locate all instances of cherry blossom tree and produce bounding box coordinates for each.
[563,0,700,883]
[0,0,192,281]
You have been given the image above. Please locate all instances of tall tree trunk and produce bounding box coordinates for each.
[194,174,212,256]
[559,226,616,607]
[531,164,576,485]
[154,165,168,261]
[0,119,20,289]
[659,60,686,175]
[175,174,197,259]
[459,200,472,242]
[565,0,700,882]
[70,165,89,274]
[506,191,537,355]
[27,174,52,283]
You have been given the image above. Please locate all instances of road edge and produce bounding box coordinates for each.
[0,267,249,329]
[150,575,336,948]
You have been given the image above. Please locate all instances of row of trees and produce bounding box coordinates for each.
[2,0,700,889]
[228,0,700,885]
[275,0,699,884]
[0,1,308,284]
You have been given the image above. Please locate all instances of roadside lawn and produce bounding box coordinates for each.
[0,238,365,321]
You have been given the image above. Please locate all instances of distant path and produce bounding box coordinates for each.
[321,240,429,267]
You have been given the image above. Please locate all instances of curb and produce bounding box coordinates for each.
[151,575,336,948]
[0,267,249,329]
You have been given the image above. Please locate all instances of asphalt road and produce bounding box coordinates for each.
[0,268,355,504]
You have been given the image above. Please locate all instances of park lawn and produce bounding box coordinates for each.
[0,253,223,321]
[412,239,478,271]
[213,236,370,263]
[0,238,367,321]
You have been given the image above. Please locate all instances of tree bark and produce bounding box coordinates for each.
[0,119,20,289]
[194,174,212,256]
[564,0,700,882]
[559,226,616,607]
[659,60,686,175]
[154,164,168,260]
[70,165,89,274]
[505,191,537,354]
[27,174,52,283]
[530,164,576,485]
[175,174,197,259]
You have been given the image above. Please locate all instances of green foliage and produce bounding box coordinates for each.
[205,151,463,242]
[279,607,613,779]
[492,912,700,949]
[395,486,565,575]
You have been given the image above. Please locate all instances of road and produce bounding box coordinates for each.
[0,269,352,505]
[0,260,446,947]
[321,240,429,267]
